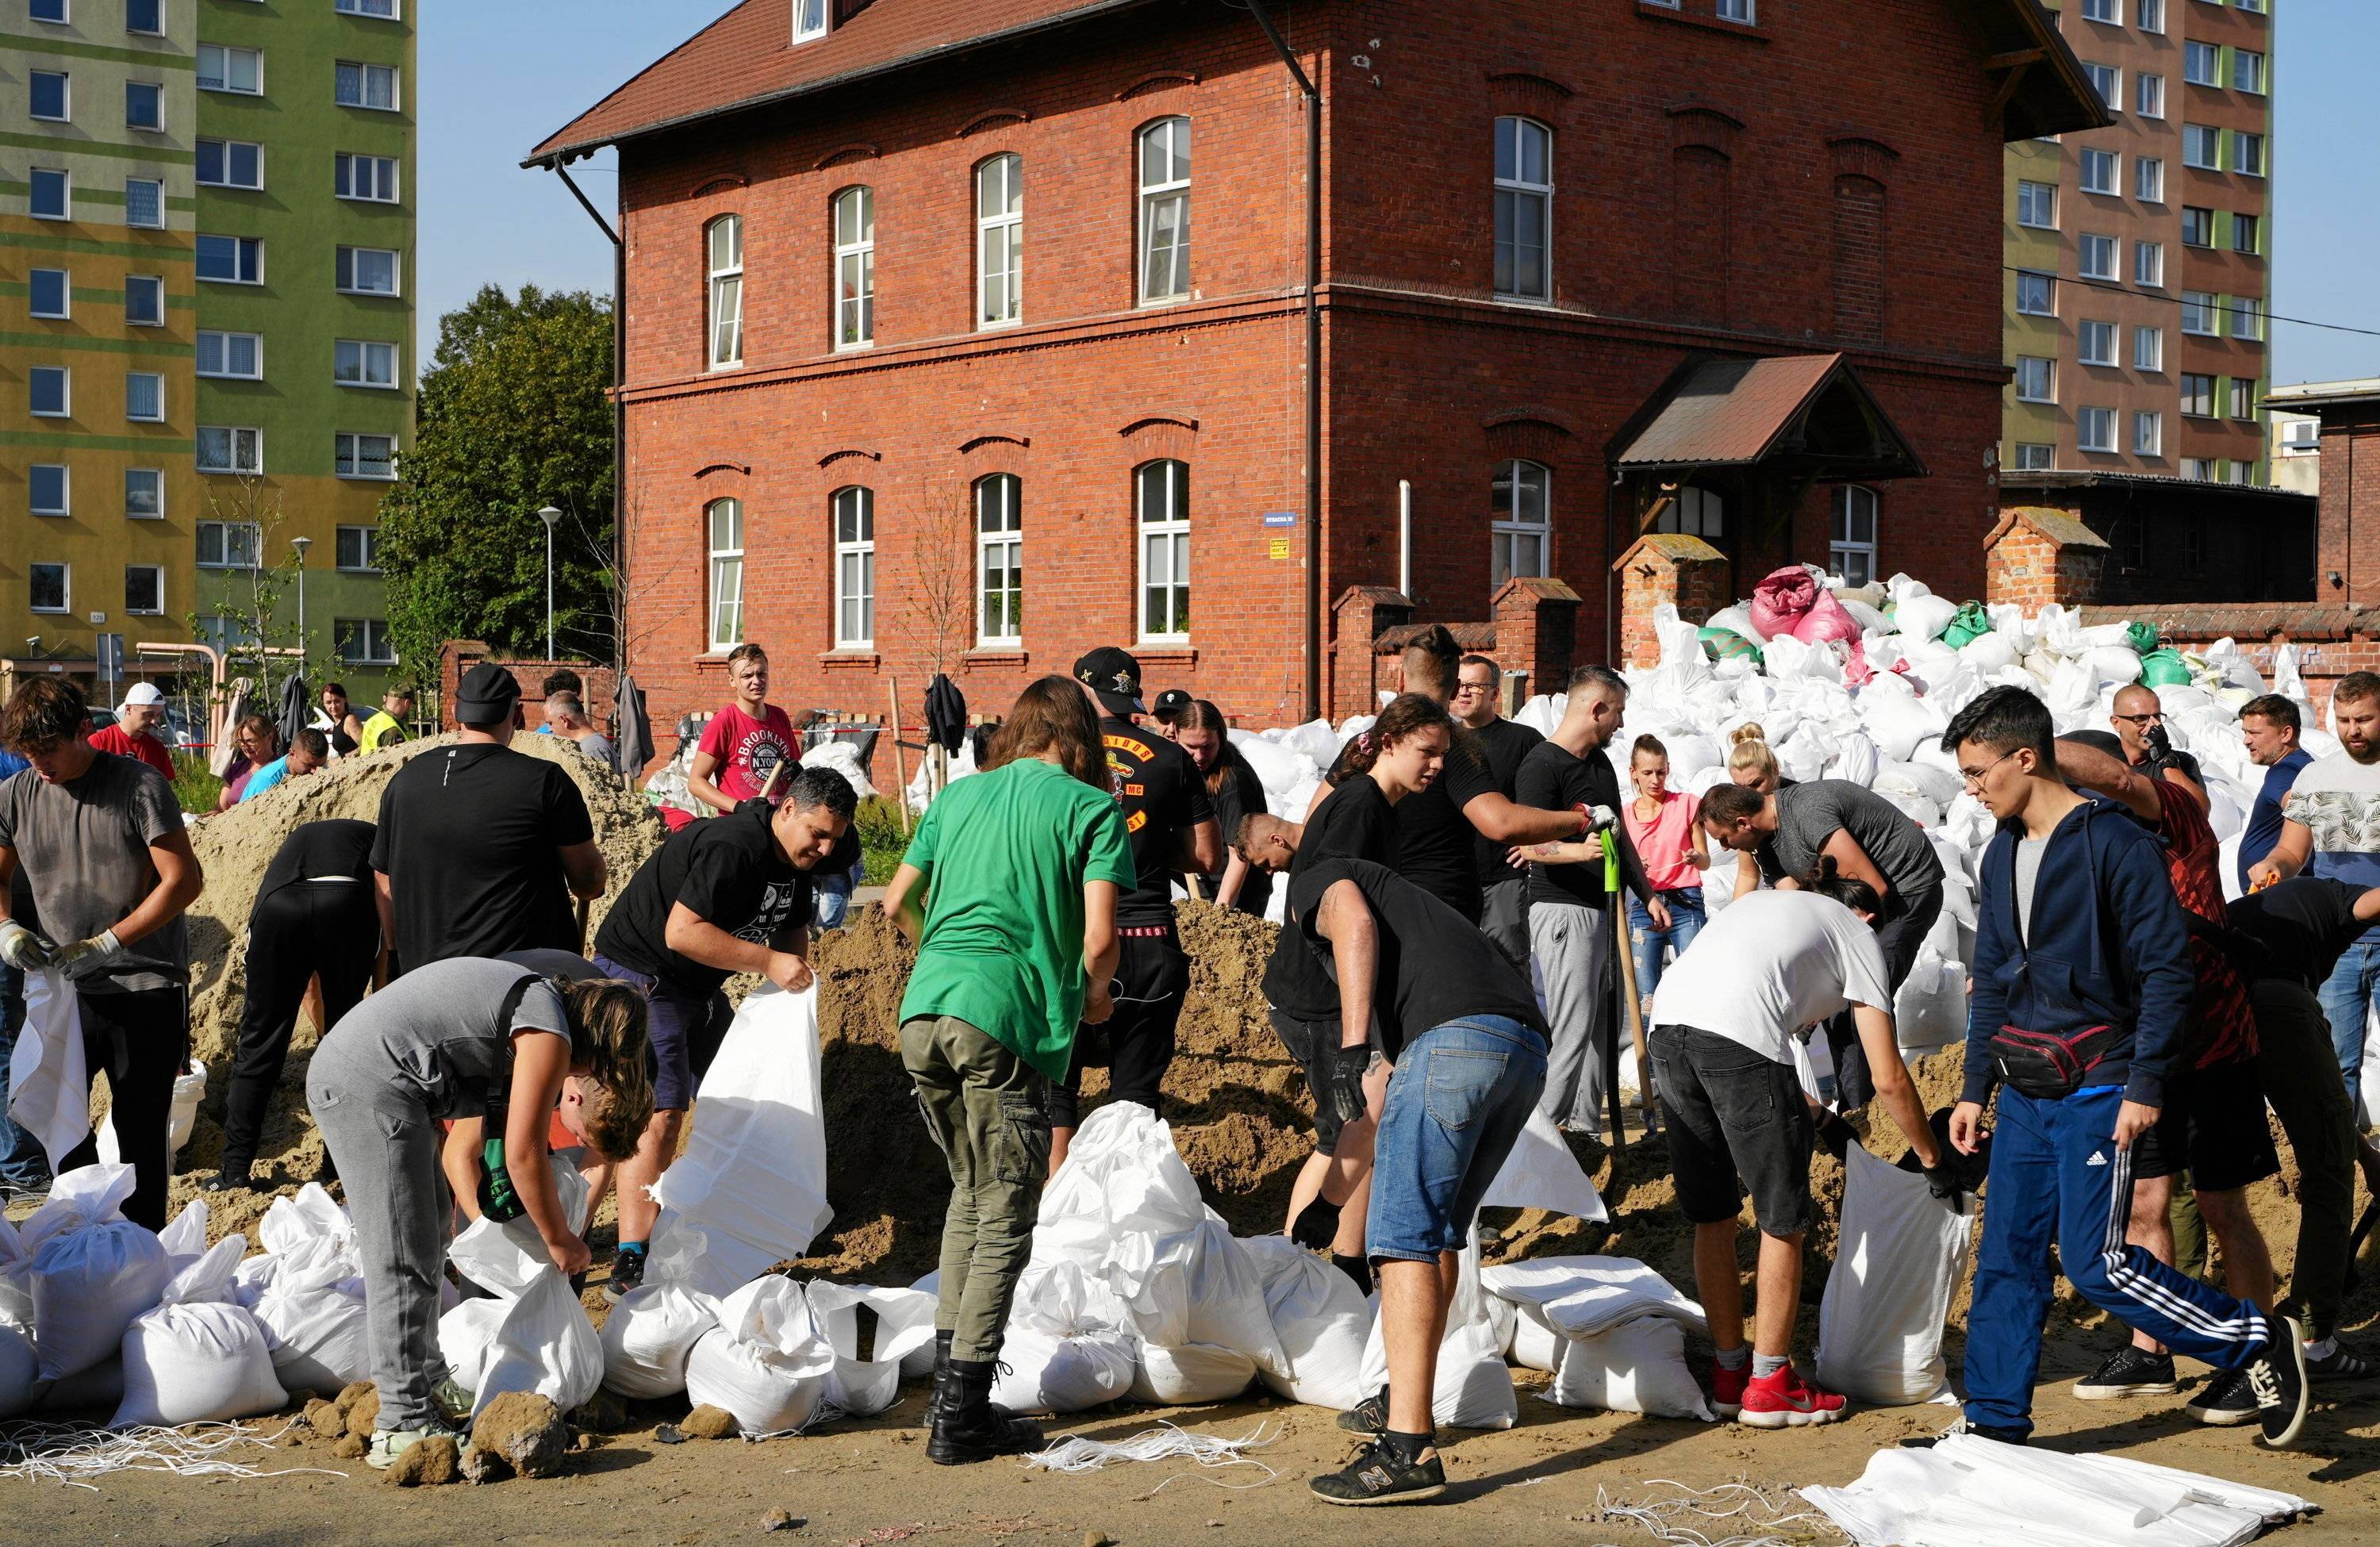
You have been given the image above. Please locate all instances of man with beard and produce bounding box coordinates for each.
[2237,695,2312,892]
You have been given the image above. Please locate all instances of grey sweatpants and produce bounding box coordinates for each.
[306,1042,455,1432]
[1532,899,1614,1134]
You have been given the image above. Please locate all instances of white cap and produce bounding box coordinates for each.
[121,682,166,707]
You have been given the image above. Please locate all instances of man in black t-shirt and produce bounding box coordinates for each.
[1048,648,1219,1173]
[371,665,605,975]
[1453,653,1544,969]
[1290,857,1547,1507]
[213,819,378,1192]
[591,764,854,1297]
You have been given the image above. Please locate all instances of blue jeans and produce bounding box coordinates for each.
[1367,1015,1547,1263]
[1964,1084,2271,1438]
[1626,889,1705,999]
[2317,938,2380,1096]
[0,962,54,1189]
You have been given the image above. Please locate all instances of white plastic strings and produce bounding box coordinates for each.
[0,1421,344,1491]
[1583,1480,1841,1547]
[1021,1419,1281,1493]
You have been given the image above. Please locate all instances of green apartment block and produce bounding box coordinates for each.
[1,0,414,712]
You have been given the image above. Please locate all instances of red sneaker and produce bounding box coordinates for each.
[1737,1366,1847,1429]
[1711,1358,1749,1418]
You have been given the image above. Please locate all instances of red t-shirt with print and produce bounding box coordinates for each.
[696,703,798,804]
[2149,776,2256,1069]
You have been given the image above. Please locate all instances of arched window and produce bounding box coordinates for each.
[706,497,743,651]
[1831,486,1878,586]
[831,186,874,349]
[1137,118,1191,304]
[1490,459,1550,589]
[832,486,874,647]
[1494,117,1553,301]
[705,214,743,369]
[977,154,1023,329]
[976,473,1022,643]
[1135,459,1189,640]
[1656,486,1725,539]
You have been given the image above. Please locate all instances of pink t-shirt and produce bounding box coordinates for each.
[1622,789,1704,893]
[696,703,798,803]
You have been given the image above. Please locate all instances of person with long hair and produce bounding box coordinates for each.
[1619,735,1709,1007]
[882,675,1134,1465]
[305,962,652,1470]
[1176,700,1272,916]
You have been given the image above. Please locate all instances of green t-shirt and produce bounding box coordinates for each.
[896,757,1137,1081]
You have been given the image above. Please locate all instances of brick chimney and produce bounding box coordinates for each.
[1610,532,1728,668]
[1330,585,1412,722]
[1984,507,2109,610]
[1490,575,1581,701]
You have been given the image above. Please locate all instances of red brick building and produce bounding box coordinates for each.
[532,0,2100,753]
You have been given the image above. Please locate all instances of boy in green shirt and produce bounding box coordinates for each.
[883,677,1132,1465]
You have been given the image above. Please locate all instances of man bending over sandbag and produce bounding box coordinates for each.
[590,764,855,1299]
[1288,855,1548,1507]
[1648,873,1954,1427]
[882,677,1133,1466]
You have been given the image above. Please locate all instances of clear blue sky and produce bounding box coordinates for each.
[423,1,2380,385]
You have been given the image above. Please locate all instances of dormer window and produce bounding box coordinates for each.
[793,0,830,43]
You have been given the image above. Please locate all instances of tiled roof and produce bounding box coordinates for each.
[2076,604,2377,642]
[528,0,1157,164]
[1616,355,1845,469]
[1987,507,2107,551]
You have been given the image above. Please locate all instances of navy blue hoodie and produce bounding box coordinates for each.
[1961,793,2193,1108]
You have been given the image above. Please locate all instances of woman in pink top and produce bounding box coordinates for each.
[688,643,798,812]
[1622,735,1709,998]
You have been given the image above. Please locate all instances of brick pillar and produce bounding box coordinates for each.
[1983,508,2109,610]
[1609,533,1727,668]
[1490,576,1583,701]
[1330,585,1411,722]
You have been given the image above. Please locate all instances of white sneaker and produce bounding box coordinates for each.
[366,1420,464,1471]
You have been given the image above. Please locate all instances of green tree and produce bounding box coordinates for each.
[378,283,615,673]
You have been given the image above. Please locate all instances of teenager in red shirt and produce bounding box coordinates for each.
[688,643,797,812]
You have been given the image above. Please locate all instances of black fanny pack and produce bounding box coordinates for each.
[1987,1023,2122,1101]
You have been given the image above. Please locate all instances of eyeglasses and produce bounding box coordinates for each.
[1453,681,1495,696]
[1958,748,2022,789]
[2111,711,2165,725]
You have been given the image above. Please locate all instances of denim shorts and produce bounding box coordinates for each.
[1365,1015,1548,1262]
[590,953,732,1111]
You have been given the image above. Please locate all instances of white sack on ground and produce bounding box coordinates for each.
[598,1221,720,1400]
[96,1058,206,1167]
[1128,1341,1257,1405]
[247,1184,370,1394]
[682,1276,837,1437]
[11,970,89,1169]
[1544,1315,1714,1421]
[1358,1233,1514,1430]
[807,1280,936,1418]
[111,1234,286,1428]
[1478,1255,1708,1340]
[156,1200,207,1270]
[1480,1108,1608,1223]
[26,1164,170,1382]
[1241,1235,1370,1411]
[440,1159,601,1418]
[800,739,878,801]
[952,1258,1138,1415]
[653,985,834,1298]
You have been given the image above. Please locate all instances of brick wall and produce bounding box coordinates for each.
[438,641,620,734]
[609,0,2029,758]
[1613,532,1727,667]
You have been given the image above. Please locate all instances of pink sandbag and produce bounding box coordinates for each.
[1752,566,1866,649]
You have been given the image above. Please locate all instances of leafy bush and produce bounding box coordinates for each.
[171,751,221,816]
[854,796,911,885]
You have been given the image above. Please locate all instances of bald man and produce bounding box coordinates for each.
[2110,685,2208,809]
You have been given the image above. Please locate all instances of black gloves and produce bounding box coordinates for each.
[2143,723,2185,776]
[1326,1044,1372,1129]
[1921,1159,1967,1214]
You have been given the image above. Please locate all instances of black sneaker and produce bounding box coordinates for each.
[1310,1438,1446,1507]
[603,1244,647,1303]
[2242,1319,2311,1449]
[2183,1368,2258,1426]
[201,1169,250,1194]
[1899,1418,2026,1449]
[2309,1341,2380,1383]
[1336,1388,1388,1434]
[2073,1345,2179,1400]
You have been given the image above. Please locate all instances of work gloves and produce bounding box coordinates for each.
[0,920,53,971]
[1326,1044,1372,1129]
[1921,1160,1967,1215]
[2143,724,2187,777]
[54,929,123,973]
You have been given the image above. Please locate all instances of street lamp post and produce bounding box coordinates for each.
[290,535,312,653]
[539,506,562,662]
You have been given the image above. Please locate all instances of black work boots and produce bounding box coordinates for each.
[925,1355,1045,1465]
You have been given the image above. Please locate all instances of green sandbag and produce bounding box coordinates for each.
[1699,626,1763,666]
[1940,601,1993,649]
[2139,647,2191,688]
[2124,621,2159,654]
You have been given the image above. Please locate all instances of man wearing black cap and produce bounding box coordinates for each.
[1046,648,1220,1173]
[370,663,606,976]
[1150,689,1192,740]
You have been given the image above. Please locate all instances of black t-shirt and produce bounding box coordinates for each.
[1357,729,1498,923]
[256,820,375,912]
[594,799,812,997]
[1516,739,1622,908]
[1467,717,1545,886]
[1200,745,1273,918]
[370,743,594,973]
[1288,857,1547,1059]
[1099,716,1215,929]
[2228,877,2370,992]
[1261,774,1399,1019]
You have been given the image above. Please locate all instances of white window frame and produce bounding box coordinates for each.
[334,339,400,389]
[2132,410,2163,457]
[29,0,67,23]
[2085,63,2119,113]
[28,267,68,320]
[125,370,164,424]
[1714,0,1754,20]
[2182,124,2221,171]
[2132,324,2164,371]
[29,69,69,122]
[2014,355,2056,404]
[2181,290,2219,336]
[2136,72,2165,118]
[976,154,1023,330]
[29,168,69,221]
[2015,179,2056,229]
[197,330,263,380]
[125,79,163,132]
[334,618,396,666]
[2180,458,2213,482]
[2228,295,2264,342]
[336,0,401,17]
[124,176,164,228]
[336,245,401,297]
[29,463,68,516]
[335,432,397,482]
[198,138,265,190]
[831,187,874,350]
[335,152,399,202]
[2134,155,2163,202]
[196,518,263,569]
[833,486,877,648]
[2234,131,2266,178]
[1138,117,1192,305]
[2180,373,2216,419]
[335,60,400,111]
[2233,48,2265,95]
[1657,486,1726,539]
[2139,0,2165,33]
[2014,269,2055,317]
[124,564,165,616]
[125,467,163,519]
[1490,459,1550,589]
[29,366,70,418]
[975,472,1023,645]
[196,426,263,475]
[124,273,165,327]
[2077,406,2117,455]
[1493,116,1554,302]
[2183,40,2218,87]
[2080,0,2118,21]
[2013,442,2055,472]
[2079,320,2117,367]
[2134,240,2164,288]
[2079,148,2117,195]
[28,563,68,616]
[197,234,263,285]
[126,0,161,32]
[336,524,384,570]
[1830,486,1879,588]
[707,214,743,368]
[1135,459,1190,643]
[793,0,831,43]
[2079,233,2117,282]
[198,45,263,96]
[706,497,744,652]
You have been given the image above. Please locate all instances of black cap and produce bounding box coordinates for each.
[455,662,522,723]
[1073,647,1146,717]
[1151,689,1192,721]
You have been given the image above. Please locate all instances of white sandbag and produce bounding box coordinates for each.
[28,1165,170,1381]
[1357,1234,1514,1430]
[1129,1342,1256,1406]
[1858,692,1944,764]
[1480,1108,1607,1222]
[1234,735,1315,803]
[1545,1316,1714,1421]
[0,1321,37,1418]
[598,1223,719,1400]
[33,1354,122,1415]
[10,970,89,1169]
[1664,732,1724,783]
[681,1276,836,1437]
[95,1057,207,1167]
[1814,1142,1975,1406]
[1894,949,1969,1050]
[440,1159,602,1418]
[652,985,834,1299]
[1241,1236,1370,1410]
[1477,1255,1708,1339]
[1177,1219,1291,1377]
[248,1184,370,1395]
[808,1280,937,1418]
[1279,718,1342,769]
[157,1200,208,1271]
[1957,633,2017,673]
[800,739,878,801]
[990,1326,1137,1415]
[1507,1302,1562,1373]
[1891,593,1957,645]
[1830,731,1881,789]
[2082,645,2143,687]
[1704,603,1768,645]
[111,1234,286,1428]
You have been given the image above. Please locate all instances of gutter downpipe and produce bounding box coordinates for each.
[1243,0,1324,720]
[546,154,628,674]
